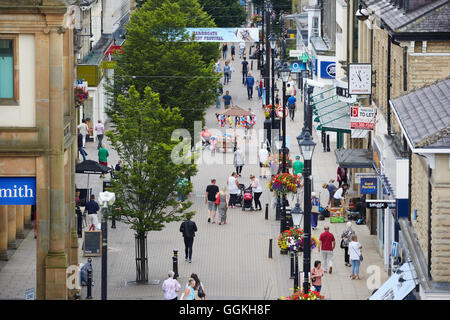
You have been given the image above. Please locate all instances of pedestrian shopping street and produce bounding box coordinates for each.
[0,44,387,301]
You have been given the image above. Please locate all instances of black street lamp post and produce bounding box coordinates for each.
[297,131,316,294]
[268,32,277,151]
[291,203,303,290]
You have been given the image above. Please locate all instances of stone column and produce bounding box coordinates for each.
[16,205,25,239]
[44,26,68,300]
[0,206,8,260]
[24,205,32,228]
[7,206,17,249]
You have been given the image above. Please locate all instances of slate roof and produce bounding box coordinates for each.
[363,0,450,33]
[390,78,450,149]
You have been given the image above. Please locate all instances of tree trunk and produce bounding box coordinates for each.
[135,232,148,283]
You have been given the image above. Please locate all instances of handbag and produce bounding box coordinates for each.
[215,195,220,205]
[359,254,364,262]
[197,285,205,298]
[340,239,345,249]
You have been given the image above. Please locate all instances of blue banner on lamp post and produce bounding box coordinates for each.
[0,177,36,205]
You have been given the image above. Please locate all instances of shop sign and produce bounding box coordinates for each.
[0,177,36,205]
[290,60,306,73]
[101,61,117,69]
[320,61,336,79]
[351,106,376,130]
[360,177,377,194]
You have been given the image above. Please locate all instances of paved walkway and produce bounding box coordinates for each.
[0,43,388,300]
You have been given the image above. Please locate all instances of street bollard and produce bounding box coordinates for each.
[111,215,116,229]
[86,258,93,300]
[326,134,331,152]
[173,250,179,279]
[265,203,269,220]
[268,239,273,259]
[76,206,82,238]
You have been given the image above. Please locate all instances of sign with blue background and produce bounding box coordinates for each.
[360,177,377,194]
[320,61,336,79]
[290,61,306,73]
[0,177,36,205]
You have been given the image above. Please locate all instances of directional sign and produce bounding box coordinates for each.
[289,50,303,57]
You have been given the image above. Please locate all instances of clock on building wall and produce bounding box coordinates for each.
[348,63,372,95]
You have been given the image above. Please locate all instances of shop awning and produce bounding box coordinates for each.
[335,148,374,168]
[369,262,418,300]
[311,92,351,133]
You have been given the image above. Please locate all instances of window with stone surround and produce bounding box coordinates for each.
[0,35,19,104]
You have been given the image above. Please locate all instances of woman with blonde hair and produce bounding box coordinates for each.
[216,186,229,225]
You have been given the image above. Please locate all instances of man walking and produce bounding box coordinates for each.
[205,179,219,223]
[77,130,87,161]
[95,120,105,150]
[77,119,89,147]
[162,271,181,300]
[222,90,233,109]
[293,155,304,176]
[318,225,336,273]
[245,71,255,100]
[287,94,297,120]
[180,215,197,263]
[85,194,100,230]
[241,56,249,84]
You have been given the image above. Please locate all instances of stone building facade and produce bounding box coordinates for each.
[0,0,78,299]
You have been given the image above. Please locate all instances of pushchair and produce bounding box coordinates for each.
[235,184,245,207]
[242,186,254,211]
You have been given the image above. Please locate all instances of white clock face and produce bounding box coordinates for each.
[348,64,372,95]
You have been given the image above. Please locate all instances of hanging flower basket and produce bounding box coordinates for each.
[250,14,262,24]
[264,104,279,118]
[268,173,298,195]
[278,227,319,253]
[74,86,89,106]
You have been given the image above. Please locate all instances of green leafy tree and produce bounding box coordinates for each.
[108,0,220,136]
[198,0,247,27]
[106,86,196,283]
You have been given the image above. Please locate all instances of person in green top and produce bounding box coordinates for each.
[293,155,304,176]
[98,144,109,166]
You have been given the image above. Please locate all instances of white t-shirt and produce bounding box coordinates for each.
[239,43,245,50]
[234,150,244,166]
[77,123,89,136]
[251,178,262,193]
[348,241,362,261]
[95,123,104,135]
[259,148,269,164]
[227,176,239,194]
[333,187,345,200]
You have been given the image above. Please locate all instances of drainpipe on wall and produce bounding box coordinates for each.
[428,167,432,279]
[387,33,392,136]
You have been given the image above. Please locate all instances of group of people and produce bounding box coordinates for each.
[162,271,207,300]
[77,119,110,169]
[310,222,364,292]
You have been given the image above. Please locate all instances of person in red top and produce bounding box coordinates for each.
[318,225,336,274]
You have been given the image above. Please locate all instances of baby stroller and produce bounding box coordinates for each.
[235,184,245,207]
[242,186,254,211]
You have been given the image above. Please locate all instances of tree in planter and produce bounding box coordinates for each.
[106,85,196,283]
[108,0,220,136]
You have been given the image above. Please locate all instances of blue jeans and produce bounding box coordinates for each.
[78,147,87,161]
[351,259,360,276]
[216,96,221,108]
[247,86,253,99]
[313,285,321,293]
[257,87,262,99]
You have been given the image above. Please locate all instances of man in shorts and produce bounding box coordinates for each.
[205,179,219,223]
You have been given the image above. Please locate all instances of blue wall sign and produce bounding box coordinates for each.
[0,177,36,205]
[320,61,336,79]
[361,177,378,194]
[290,61,306,73]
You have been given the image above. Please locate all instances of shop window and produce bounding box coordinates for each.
[0,36,18,103]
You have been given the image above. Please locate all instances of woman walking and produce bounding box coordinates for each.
[311,192,320,230]
[231,43,236,60]
[227,172,240,208]
[311,260,324,293]
[222,42,228,59]
[250,174,263,211]
[349,235,363,280]
[234,147,245,177]
[190,273,207,300]
[182,278,196,300]
[223,60,231,85]
[217,186,229,225]
[341,222,355,267]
